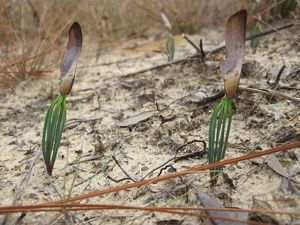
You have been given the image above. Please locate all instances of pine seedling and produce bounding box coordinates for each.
[42,22,82,175]
[208,10,247,185]
[166,32,175,61]
[160,11,175,61]
[250,22,262,49]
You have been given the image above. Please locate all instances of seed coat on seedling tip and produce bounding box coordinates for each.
[221,9,247,97]
[60,22,83,96]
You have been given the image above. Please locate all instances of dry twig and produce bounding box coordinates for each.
[239,86,300,103]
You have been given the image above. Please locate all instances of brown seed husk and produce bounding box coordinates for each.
[221,9,247,97]
[60,73,75,96]
[224,73,240,98]
[60,22,82,96]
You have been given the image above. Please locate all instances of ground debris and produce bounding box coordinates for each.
[196,189,248,225]
[115,110,157,127]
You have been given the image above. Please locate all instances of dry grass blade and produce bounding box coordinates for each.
[60,22,83,96]
[0,1,78,86]
[0,47,58,70]
[221,9,247,97]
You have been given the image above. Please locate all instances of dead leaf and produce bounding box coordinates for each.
[196,189,248,225]
[252,197,272,210]
[115,111,157,127]
[250,197,279,225]
[266,154,289,179]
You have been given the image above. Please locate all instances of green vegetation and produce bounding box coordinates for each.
[208,97,233,184]
[42,96,67,175]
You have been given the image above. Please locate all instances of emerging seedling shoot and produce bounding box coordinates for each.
[160,11,175,62]
[42,22,83,175]
[208,10,247,185]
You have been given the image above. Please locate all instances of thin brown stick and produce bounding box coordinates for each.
[1,203,299,225]
[0,204,278,225]
[252,16,299,46]
[269,65,286,88]
[40,141,300,204]
[2,203,300,217]
[239,86,300,103]
[0,47,58,72]
[182,33,201,53]
[110,156,136,182]
[199,39,205,62]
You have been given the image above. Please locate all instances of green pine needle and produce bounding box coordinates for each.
[42,95,67,175]
[208,96,233,184]
[166,32,175,61]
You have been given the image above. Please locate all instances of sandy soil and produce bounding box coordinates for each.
[0,25,300,225]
